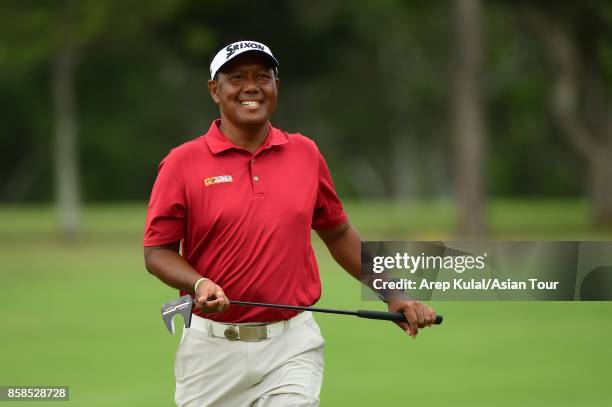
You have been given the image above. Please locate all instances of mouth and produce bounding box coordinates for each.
[240,100,262,109]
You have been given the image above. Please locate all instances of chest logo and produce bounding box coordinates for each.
[204,175,233,186]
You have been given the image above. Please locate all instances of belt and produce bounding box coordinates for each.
[189,311,311,342]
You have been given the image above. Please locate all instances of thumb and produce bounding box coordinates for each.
[397,321,409,332]
[397,321,416,337]
[196,284,213,303]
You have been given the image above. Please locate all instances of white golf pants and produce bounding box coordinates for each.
[174,311,324,407]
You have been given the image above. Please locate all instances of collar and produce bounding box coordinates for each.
[205,119,289,155]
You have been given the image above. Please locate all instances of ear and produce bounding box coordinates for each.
[208,79,220,104]
[275,77,280,93]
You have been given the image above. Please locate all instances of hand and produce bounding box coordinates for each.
[387,297,436,339]
[194,278,230,314]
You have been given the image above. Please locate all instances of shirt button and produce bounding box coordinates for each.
[253,176,259,182]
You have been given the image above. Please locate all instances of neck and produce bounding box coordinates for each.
[219,117,269,153]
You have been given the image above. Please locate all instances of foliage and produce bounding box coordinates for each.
[1,1,610,202]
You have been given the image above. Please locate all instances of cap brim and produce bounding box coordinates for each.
[217,50,278,75]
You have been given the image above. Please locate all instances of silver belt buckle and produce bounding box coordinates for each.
[239,325,268,342]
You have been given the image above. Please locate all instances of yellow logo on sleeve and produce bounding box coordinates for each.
[204,175,233,186]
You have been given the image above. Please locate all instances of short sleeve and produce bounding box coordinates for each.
[143,160,187,246]
[312,152,347,230]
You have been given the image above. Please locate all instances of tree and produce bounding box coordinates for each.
[520,3,612,227]
[0,0,184,237]
[453,0,487,236]
[53,3,80,238]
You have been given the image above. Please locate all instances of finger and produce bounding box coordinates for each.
[202,298,222,313]
[403,308,419,337]
[205,297,221,306]
[195,299,214,313]
[195,294,209,305]
[215,288,230,312]
[426,306,437,326]
[415,306,426,327]
[212,289,226,312]
[216,288,229,304]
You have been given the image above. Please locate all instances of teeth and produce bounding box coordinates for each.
[241,101,259,107]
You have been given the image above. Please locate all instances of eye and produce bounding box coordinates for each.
[229,74,244,82]
[256,73,271,82]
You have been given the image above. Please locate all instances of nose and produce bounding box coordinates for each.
[242,74,259,93]
[243,73,259,93]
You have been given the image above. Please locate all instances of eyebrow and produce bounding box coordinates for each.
[221,70,273,82]
[224,63,274,73]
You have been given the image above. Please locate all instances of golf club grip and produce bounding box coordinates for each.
[357,310,443,325]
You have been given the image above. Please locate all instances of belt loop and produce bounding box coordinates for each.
[207,320,213,338]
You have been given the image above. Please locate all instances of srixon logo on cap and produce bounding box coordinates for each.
[226,42,265,59]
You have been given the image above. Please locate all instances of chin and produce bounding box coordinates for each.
[235,113,269,126]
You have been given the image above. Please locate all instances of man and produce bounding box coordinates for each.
[144,40,437,407]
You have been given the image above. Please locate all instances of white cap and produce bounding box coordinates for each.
[210,40,279,80]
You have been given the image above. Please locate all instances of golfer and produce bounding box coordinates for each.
[144,39,437,406]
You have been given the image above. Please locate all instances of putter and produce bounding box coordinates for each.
[161,295,443,334]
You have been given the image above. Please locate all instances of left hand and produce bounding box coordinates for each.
[194,278,230,314]
[387,297,437,339]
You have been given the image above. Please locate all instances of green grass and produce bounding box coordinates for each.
[1,200,611,406]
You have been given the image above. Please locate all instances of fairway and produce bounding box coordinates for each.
[1,202,611,406]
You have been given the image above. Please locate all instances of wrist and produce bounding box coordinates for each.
[374,277,411,303]
[385,292,413,305]
[193,277,209,295]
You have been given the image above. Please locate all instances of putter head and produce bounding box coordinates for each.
[161,295,194,334]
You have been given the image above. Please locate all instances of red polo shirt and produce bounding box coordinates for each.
[144,120,347,322]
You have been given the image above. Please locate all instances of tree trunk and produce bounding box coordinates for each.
[391,133,416,201]
[590,159,612,228]
[526,10,612,227]
[53,35,80,239]
[376,10,419,201]
[453,0,486,237]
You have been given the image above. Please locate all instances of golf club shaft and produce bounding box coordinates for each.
[197,298,443,325]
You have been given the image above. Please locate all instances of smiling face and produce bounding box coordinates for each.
[208,52,279,129]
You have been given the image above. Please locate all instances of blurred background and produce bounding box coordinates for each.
[1,0,611,406]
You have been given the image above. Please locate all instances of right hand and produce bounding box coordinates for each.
[194,278,230,314]
[387,297,437,338]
